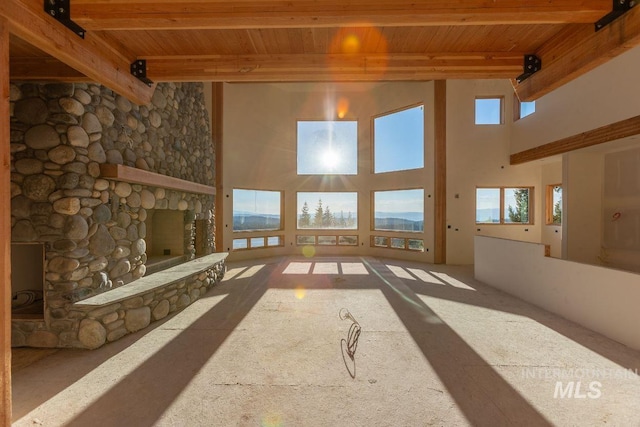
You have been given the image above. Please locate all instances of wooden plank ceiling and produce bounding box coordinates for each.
[3,0,640,103]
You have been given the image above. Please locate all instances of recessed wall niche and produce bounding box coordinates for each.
[11,243,45,319]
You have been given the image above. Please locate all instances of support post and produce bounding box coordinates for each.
[0,16,12,426]
[212,83,224,253]
[434,80,447,264]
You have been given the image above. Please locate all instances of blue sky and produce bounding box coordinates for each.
[297,121,358,174]
[233,189,281,215]
[374,189,424,215]
[297,192,358,215]
[374,105,424,173]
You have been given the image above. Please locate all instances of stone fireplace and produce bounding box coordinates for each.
[9,81,225,348]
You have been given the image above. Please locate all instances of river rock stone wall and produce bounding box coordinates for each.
[9,82,218,348]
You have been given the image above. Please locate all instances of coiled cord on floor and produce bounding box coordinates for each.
[339,308,361,360]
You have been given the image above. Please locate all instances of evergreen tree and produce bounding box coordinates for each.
[314,199,324,227]
[339,210,347,228]
[299,201,311,228]
[552,186,562,224]
[322,205,334,227]
[507,189,530,223]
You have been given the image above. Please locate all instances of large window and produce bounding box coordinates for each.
[475,97,504,125]
[297,120,357,175]
[297,192,358,229]
[373,104,424,173]
[373,189,424,232]
[233,189,282,232]
[476,187,533,224]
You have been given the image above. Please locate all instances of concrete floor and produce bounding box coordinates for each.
[11,256,640,426]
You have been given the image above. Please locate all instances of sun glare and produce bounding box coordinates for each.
[321,148,341,170]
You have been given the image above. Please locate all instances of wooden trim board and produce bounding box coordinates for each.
[100,164,216,196]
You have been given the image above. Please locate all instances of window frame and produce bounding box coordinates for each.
[545,184,562,226]
[475,96,505,125]
[475,186,534,225]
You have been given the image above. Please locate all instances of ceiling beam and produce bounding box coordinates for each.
[514,4,640,101]
[510,114,640,164]
[0,0,155,104]
[72,0,610,30]
[141,53,522,82]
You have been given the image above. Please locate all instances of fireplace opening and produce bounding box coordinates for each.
[11,243,45,319]
[145,210,186,275]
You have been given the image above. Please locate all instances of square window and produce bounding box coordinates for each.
[475,97,503,125]
[297,121,357,175]
[374,104,424,173]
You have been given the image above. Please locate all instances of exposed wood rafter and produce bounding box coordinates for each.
[143,53,522,82]
[514,4,640,101]
[0,0,155,104]
[510,114,640,164]
[72,0,609,30]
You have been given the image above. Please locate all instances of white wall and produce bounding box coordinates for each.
[223,82,436,262]
[563,151,603,265]
[541,161,563,258]
[475,236,640,351]
[446,80,544,264]
[511,45,640,154]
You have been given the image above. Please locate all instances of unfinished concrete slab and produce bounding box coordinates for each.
[12,257,640,426]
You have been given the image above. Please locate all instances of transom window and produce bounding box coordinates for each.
[297,120,357,175]
[475,97,504,125]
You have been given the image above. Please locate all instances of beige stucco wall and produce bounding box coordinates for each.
[445,79,544,264]
[222,82,437,262]
[511,45,640,154]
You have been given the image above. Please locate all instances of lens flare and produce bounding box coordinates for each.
[302,245,316,258]
[261,412,283,427]
[342,34,361,54]
[337,97,350,119]
[295,285,307,300]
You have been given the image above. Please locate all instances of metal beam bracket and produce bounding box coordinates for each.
[44,0,86,39]
[130,60,154,87]
[516,55,541,83]
[595,0,636,31]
